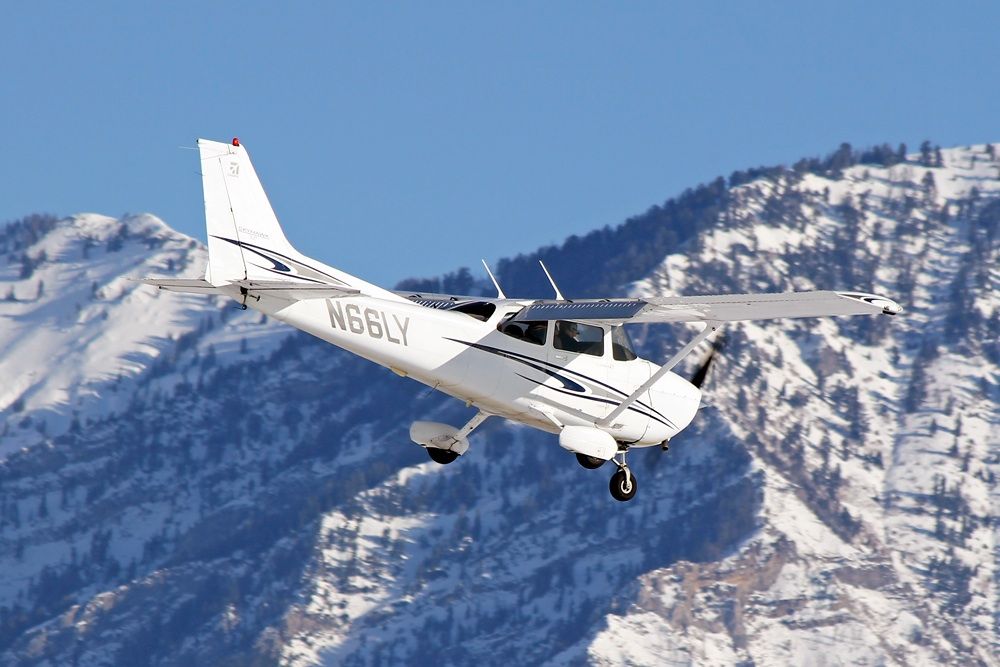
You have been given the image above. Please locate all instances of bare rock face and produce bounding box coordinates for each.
[0,144,997,666]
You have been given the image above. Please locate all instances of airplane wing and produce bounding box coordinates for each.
[511,290,902,324]
[140,277,360,300]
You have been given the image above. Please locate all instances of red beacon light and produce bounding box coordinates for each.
[232,137,240,147]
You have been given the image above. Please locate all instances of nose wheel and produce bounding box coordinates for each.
[608,450,637,502]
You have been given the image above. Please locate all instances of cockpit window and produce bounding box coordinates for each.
[450,301,496,321]
[499,318,547,345]
[554,321,604,357]
[612,325,637,361]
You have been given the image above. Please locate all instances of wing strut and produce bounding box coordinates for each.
[597,321,721,428]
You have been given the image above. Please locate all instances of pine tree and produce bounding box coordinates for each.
[919,140,933,166]
[922,171,936,197]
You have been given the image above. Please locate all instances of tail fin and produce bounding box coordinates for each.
[199,138,298,285]
[196,138,405,301]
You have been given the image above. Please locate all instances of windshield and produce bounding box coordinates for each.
[611,325,637,361]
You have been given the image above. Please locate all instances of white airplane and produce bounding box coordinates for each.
[143,138,903,502]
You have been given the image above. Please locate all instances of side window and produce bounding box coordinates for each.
[451,301,497,321]
[554,321,604,357]
[612,325,638,361]
[499,319,547,346]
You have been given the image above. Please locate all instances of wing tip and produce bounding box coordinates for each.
[836,291,904,316]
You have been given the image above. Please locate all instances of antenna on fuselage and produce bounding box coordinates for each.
[538,260,566,301]
[481,259,507,299]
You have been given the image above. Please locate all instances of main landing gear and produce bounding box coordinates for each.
[575,453,606,469]
[426,448,459,465]
[608,449,637,502]
[411,411,490,465]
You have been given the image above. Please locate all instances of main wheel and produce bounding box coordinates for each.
[609,469,637,501]
[575,453,606,469]
[427,447,459,465]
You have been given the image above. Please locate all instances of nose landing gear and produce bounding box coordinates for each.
[608,449,637,502]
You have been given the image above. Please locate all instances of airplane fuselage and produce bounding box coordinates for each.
[240,289,701,447]
[143,137,901,502]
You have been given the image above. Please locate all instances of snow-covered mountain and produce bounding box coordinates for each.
[0,144,997,666]
[0,213,289,458]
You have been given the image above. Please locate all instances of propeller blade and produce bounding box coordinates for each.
[690,334,726,389]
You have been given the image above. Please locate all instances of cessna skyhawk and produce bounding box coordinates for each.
[143,139,902,502]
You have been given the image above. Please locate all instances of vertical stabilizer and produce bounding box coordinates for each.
[195,138,405,301]
[199,138,297,285]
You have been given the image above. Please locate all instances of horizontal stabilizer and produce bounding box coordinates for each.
[139,277,360,301]
[238,280,360,301]
[138,278,220,294]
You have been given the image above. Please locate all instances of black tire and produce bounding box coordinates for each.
[427,448,459,465]
[575,453,606,469]
[609,469,637,501]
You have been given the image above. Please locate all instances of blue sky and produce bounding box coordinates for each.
[2,2,999,287]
